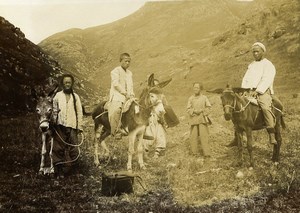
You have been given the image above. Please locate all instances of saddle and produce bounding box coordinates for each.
[245,95,283,112]
[103,98,137,114]
[122,98,137,113]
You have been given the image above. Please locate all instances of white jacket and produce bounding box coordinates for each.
[109,66,134,103]
[241,58,276,94]
[53,91,83,130]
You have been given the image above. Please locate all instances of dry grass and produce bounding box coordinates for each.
[0,93,300,212]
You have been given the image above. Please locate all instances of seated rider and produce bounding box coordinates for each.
[241,42,277,145]
[108,53,134,139]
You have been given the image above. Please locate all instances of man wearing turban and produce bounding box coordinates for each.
[241,42,277,144]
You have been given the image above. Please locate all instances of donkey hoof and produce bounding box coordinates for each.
[127,167,133,173]
[140,165,147,170]
[38,171,44,176]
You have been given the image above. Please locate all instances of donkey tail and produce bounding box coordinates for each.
[280,115,286,129]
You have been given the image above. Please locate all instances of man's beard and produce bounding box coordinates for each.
[63,88,72,94]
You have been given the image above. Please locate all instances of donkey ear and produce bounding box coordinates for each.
[48,85,59,99]
[232,87,250,94]
[148,73,155,87]
[226,84,232,89]
[156,78,172,88]
[206,88,224,94]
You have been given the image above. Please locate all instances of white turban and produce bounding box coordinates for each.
[252,42,266,52]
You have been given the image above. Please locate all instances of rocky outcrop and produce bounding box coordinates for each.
[0,17,63,115]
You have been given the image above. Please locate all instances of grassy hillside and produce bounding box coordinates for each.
[39,0,300,114]
[39,0,254,96]
[1,1,300,211]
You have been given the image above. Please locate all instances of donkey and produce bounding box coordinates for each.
[220,86,285,168]
[92,74,169,171]
[35,88,57,175]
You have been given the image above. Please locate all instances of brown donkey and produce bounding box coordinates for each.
[220,87,285,168]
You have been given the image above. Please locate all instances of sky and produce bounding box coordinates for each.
[0,0,147,44]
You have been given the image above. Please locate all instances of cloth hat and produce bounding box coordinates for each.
[252,42,266,52]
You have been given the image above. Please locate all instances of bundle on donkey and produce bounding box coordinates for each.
[92,74,169,172]
[214,85,285,168]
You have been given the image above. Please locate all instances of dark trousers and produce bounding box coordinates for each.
[52,125,79,166]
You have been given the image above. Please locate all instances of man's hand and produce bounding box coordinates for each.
[193,110,203,115]
[252,91,261,97]
[125,93,131,99]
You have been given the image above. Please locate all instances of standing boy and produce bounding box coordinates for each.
[187,82,211,157]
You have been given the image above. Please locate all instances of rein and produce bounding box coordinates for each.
[53,127,84,147]
[94,111,108,120]
[53,127,84,166]
[233,101,251,114]
[223,93,251,114]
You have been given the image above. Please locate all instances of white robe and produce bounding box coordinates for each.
[53,91,83,130]
[241,58,276,94]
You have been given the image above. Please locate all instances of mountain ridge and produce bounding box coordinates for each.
[39,1,256,93]
[39,0,300,113]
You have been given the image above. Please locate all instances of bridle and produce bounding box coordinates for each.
[39,119,50,126]
[222,91,251,114]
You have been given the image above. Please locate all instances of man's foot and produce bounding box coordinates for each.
[114,132,123,140]
[56,165,64,179]
[226,139,238,147]
[117,128,128,136]
[113,128,128,140]
[269,133,277,145]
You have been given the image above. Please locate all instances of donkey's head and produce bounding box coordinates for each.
[36,85,58,132]
[138,74,169,119]
[221,88,236,121]
[36,97,53,132]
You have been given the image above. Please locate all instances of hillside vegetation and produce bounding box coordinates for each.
[39,0,300,113]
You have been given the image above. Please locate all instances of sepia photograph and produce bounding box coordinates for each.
[0,0,299,212]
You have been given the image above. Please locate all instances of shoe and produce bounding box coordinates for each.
[117,128,128,136]
[226,138,238,147]
[114,132,123,140]
[266,128,277,145]
[269,133,277,145]
[143,135,154,140]
[56,165,64,179]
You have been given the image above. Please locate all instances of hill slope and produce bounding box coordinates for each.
[39,0,300,113]
[39,0,254,91]
[0,17,99,115]
[0,17,61,114]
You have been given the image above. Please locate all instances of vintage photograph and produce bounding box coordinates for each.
[0,0,299,212]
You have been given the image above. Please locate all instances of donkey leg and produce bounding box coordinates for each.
[127,132,136,172]
[237,131,244,167]
[272,125,282,164]
[49,137,55,175]
[137,135,146,170]
[245,129,254,168]
[39,134,47,175]
[94,137,100,166]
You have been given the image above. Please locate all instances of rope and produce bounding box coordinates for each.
[233,101,251,113]
[53,127,84,147]
[94,111,108,120]
[53,130,84,166]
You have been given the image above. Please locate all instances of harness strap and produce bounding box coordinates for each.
[94,111,108,120]
[272,106,283,114]
[233,101,251,113]
[39,119,49,125]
